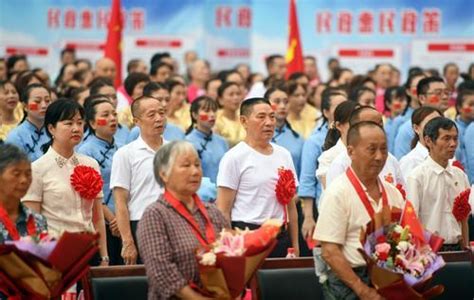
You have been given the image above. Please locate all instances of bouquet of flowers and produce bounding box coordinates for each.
[0,231,99,299]
[195,219,282,299]
[359,202,446,299]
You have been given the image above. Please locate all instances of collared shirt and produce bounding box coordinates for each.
[110,136,166,220]
[465,123,474,184]
[6,120,49,161]
[287,103,318,139]
[399,142,429,183]
[215,110,246,148]
[127,123,185,144]
[77,134,118,213]
[137,197,229,300]
[406,156,470,244]
[316,138,346,190]
[272,123,304,177]
[326,151,405,191]
[185,128,228,183]
[217,142,298,225]
[297,123,328,203]
[455,116,470,170]
[0,203,48,243]
[393,119,415,160]
[22,147,103,237]
[168,103,191,132]
[314,169,404,267]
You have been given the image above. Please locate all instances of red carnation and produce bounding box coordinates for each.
[70,165,103,201]
[396,184,406,200]
[452,189,471,222]
[376,235,387,244]
[275,167,296,206]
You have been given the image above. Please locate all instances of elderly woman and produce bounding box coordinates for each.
[137,141,229,300]
[0,144,47,243]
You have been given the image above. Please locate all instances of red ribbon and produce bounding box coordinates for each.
[0,205,36,240]
[164,190,216,246]
[346,168,388,219]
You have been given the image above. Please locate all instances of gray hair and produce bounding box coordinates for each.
[0,144,30,174]
[153,140,198,187]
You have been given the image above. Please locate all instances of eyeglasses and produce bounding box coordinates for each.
[426,90,452,97]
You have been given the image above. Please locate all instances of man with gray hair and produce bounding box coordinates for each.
[110,96,167,265]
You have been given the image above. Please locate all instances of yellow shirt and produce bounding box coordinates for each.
[215,110,246,148]
[168,103,191,132]
[118,107,134,129]
[444,106,457,120]
[0,103,23,140]
[287,104,318,139]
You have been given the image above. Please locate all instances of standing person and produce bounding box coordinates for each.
[216,98,299,257]
[214,81,245,147]
[6,83,51,161]
[443,63,460,108]
[373,63,393,113]
[265,54,287,80]
[0,81,21,140]
[77,95,122,265]
[22,99,108,264]
[116,72,150,118]
[286,81,317,139]
[167,80,191,131]
[110,96,166,265]
[406,117,470,250]
[314,121,404,299]
[304,55,320,87]
[383,86,408,152]
[265,85,304,176]
[185,96,228,184]
[187,59,210,102]
[454,89,474,170]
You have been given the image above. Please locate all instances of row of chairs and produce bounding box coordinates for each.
[81,250,474,300]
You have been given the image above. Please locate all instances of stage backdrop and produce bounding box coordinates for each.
[0,0,472,81]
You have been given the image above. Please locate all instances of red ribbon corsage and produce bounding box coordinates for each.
[70,165,103,201]
[452,160,465,172]
[396,183,407,200]
[275,167,296,206]
[452,188,471,222]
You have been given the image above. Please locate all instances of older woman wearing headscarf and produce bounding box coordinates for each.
[137,140,229,300]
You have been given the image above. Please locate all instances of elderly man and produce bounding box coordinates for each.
[314,121,404,299]
[217,98,299,257]
[95,57,117,82]
[110,96,166,265]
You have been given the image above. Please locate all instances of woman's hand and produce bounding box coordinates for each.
[121,240,138,265]
[99,259,110,267]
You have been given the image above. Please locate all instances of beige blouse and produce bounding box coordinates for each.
[22,147,103,237]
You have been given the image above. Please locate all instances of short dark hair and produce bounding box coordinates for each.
[350,86,375,103]
[89,77,114,95]
[131,96,160,118]
[7,55,27,71]
[321,87,346,123]
[347,121,386,146]
[124,72,150,96]
[288,72,308,82]
[150,52,171,67]
[417,77,444,96]
[61,48,75,57]
[142,82,168,97]
[410,106,442,149]
[323,101,360,150]
[127,59,142,73]
[349,105,379,126]
[265,54,283,69]
[423,117,458,143]
[456,88,474,113]
[150,61,172,76]
[240,97,270,117]
[0,143,30,174]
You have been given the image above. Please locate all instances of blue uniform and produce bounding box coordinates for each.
[114,125,130,147]
[297,123,328,206]
[6,120,49,161]
[77,134,118,212]
[455,116,470,169]
[386,108,414,153]
[127,123,185,143]
[463,122,474,184]
[393,119,415,159]
[272,123,304,177]
[186,128,229,183]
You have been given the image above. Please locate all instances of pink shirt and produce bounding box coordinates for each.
[187,83,205,103]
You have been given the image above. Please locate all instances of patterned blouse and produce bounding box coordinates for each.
[0,203,48,243]
[137,197,229,300]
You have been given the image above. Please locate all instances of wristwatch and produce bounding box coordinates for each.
[100,256,110,263]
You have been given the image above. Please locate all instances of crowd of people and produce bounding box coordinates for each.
[0,48,473,299]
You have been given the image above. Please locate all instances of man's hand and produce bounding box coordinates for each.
[121,240,138,265]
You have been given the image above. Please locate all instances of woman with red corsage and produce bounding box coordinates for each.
[22,99,109,265]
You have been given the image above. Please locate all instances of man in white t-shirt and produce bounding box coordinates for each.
[314,121,404,299]
[217,98,300,257]
[110,96,166,265]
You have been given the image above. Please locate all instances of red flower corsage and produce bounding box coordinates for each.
[452,160,465,172]
[275,167,296,206]
[396,183,407,200]
[70,165,103,201]
[452,188,471,222]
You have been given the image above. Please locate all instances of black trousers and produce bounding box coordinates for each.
[296,200,318,257]
[106,224,124,265]
[130,220,142,264]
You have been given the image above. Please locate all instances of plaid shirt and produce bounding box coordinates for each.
[0,203,48,243]
[137,196,229,300]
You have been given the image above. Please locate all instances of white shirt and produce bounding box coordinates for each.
[399,142,428,183]
[406,156,470,244]
[217,142,298,225]
[326,151,405,191]
[316,139,346,189]
[22,147,103,237]
[110,136,166,220]
[314,169,404,267]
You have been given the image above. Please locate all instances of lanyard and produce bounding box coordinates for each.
[0,205,36,240]
[346,168,388,219]
[164,190,216,246]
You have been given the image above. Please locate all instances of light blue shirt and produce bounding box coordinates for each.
[186,128,229,183]
[272,123,304,177]
[77,134,118,212]
[114,124,130,147]
[127,123,185,143]
[297,123,328,205]
[394,119,415,159]
[197,177,217,202]
[463,122,474,184]
[455,116,470,170]
[6,120,49,161]
[386,108,414,153]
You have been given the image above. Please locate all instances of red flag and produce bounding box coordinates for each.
[104,0,123,87]
[285,0,304,79]
[400,200,426,243]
